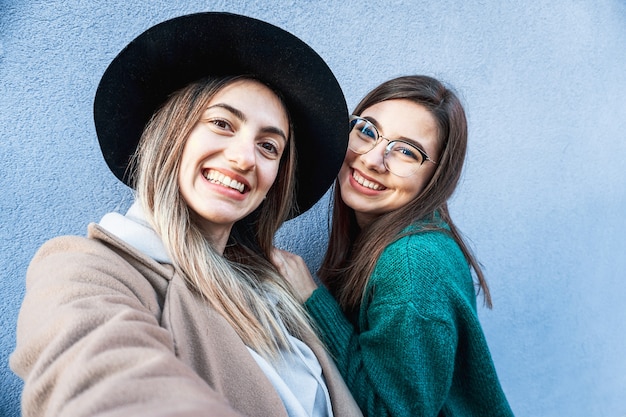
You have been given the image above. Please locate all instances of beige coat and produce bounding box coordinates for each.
[10,224,362,417]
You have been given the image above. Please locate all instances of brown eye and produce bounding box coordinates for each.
[210,119,232,131]
[258,140,280,159]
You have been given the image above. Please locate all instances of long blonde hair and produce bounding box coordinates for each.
[131,75,316,358]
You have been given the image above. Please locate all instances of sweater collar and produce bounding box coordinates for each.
[98,201,171,264]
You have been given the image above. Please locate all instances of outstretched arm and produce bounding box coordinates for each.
[10,235,243,417]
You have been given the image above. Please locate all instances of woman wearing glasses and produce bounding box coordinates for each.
[273,75,514,416]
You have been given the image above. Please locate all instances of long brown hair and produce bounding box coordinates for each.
[131,75,316,358]
[318,75,492,313]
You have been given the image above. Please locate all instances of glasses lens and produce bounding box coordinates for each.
[384,141,425,177]
[349,117,378,154]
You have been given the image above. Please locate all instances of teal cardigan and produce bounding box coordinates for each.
[305,220,514,417]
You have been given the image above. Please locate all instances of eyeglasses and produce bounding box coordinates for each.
[348,115,437,177]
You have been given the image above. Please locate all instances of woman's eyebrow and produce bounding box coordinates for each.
[364,115,427,151]
[395,136,428,152]
[207,103,246,121]
[260,126,288,143]
[362,115,379,126]
[207,103,288,142]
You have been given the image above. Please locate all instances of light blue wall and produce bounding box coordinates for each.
[1,1,625,416]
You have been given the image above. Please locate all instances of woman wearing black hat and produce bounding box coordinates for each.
[10,13,360,417]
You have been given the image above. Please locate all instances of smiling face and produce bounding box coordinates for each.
[178,79,289,248]
[338,99,441,228]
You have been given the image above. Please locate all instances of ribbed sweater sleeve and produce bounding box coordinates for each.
[306,287,355,359]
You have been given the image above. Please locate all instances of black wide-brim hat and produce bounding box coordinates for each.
[94,12,347,216]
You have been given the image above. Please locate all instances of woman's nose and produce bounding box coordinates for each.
[359,141,387,173]
[224,135,256,171]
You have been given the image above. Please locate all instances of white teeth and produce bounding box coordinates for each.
[204,170,245,193]
[353,171,384,190]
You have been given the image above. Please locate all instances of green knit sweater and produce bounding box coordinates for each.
[305,221,514,417]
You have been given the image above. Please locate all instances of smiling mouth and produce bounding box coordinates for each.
[203,169,246,194]
[352,170,386,190]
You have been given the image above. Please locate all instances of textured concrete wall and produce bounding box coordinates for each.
[2,1,625,416]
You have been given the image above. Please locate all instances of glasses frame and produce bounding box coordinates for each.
[348,115,437,177]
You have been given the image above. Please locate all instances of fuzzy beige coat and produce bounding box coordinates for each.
[10,224,362,417]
